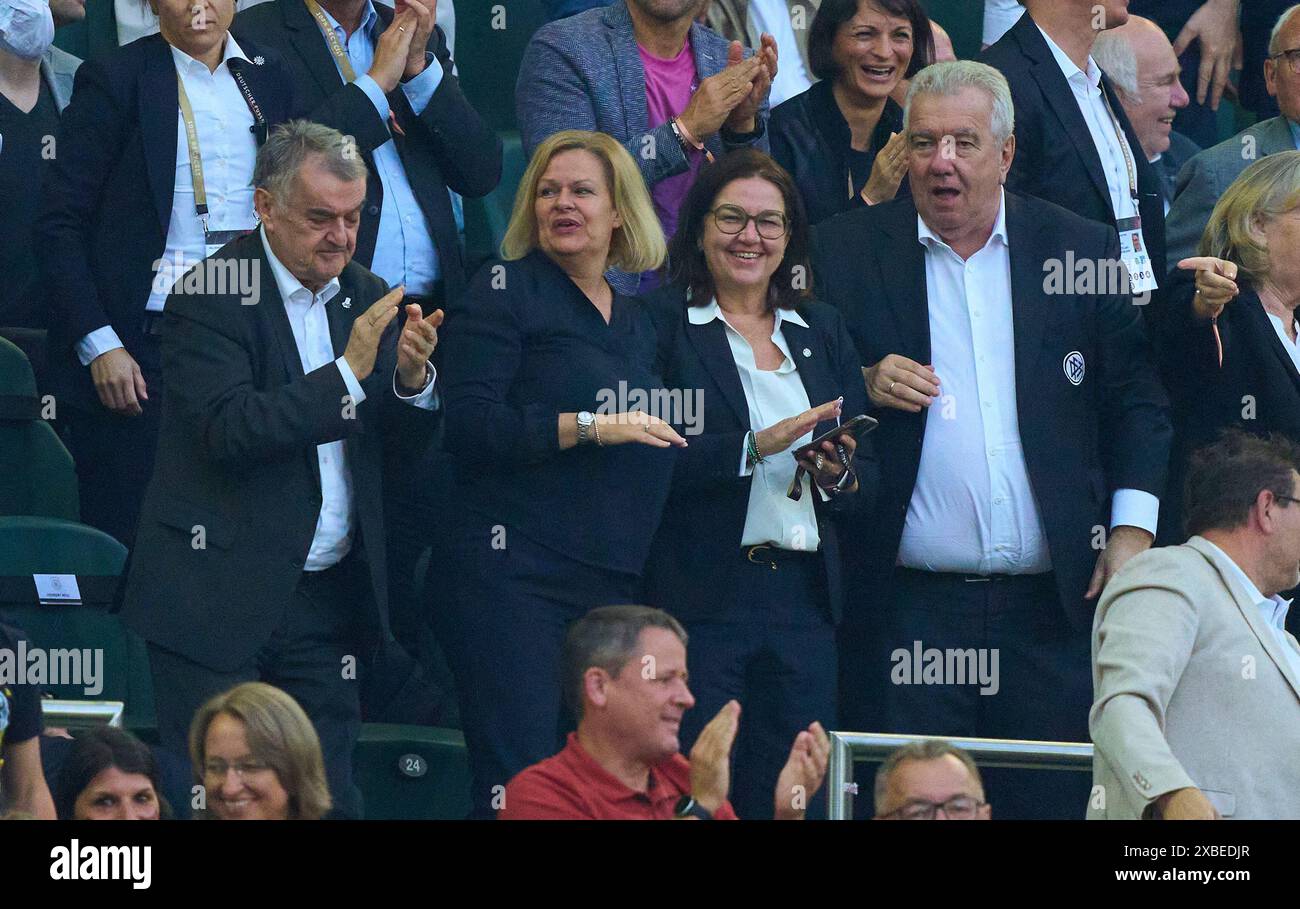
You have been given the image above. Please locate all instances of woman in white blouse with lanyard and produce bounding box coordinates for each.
[642,148,877,820]
[38,0,297,546]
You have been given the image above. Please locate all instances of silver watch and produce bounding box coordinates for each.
[576,411,596,445]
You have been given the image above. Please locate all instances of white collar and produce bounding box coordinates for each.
[1036,22,1101,89]
[1198,537,1293,629]
[170,33,250,74]
[687,296,809,328]
[917,188,1009,253]
[259,226,341,306]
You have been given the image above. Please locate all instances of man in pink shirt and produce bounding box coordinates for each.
[500,605,830,820]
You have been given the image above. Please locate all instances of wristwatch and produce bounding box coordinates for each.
[674,795,713,821]
[576,411,596,445]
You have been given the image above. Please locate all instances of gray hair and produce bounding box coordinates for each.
[563,605,687,720]
[903,60,1015,144]
[873,739,985,816]
[253,120,367,201]
[1092,30,1141,101]
[1271,5,1300,55]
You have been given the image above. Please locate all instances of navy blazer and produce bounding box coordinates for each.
[640,285,877,626]
[981,11,1167,296]
[36,32,296,408]
[1156,278,1300,543]
[120,230,438,672]
[235,0,502,304]
[811,192,1172,631]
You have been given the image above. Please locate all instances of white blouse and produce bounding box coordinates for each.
[689,298,822,551]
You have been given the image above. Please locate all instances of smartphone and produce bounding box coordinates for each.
[793,414,878,460]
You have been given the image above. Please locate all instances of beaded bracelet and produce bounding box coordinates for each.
[745,431,765,467]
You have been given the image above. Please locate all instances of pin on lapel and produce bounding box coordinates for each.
[254,55,265,65]
[341,297,352,309]
[802,347,812,358]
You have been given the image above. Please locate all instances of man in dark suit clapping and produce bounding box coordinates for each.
[121,121,443,819]
[812,61,1171,819]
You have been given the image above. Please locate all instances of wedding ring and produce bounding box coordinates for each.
[398,25,406,31]
[888,380,896,395]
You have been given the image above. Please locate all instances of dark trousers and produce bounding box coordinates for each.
[148,551,368,819]
[848,568,1092,820]
[436,522,637,819]
[678,548,837,821]
[61,337,162,548]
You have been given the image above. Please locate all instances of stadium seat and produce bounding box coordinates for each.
[0,516,154,727]
[463,130,526,269]
[354,724,472,819]
[0,337,79,521]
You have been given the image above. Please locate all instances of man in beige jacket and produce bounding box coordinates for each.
[1090,429,1300,819]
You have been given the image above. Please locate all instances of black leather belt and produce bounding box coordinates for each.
[743,545,819,569]
[402,282,445,313]
[896,567,1050,584]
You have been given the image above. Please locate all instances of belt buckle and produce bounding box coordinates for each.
[746,545,778,571]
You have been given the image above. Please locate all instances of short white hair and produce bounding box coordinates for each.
[1092,31,1141,101]
[903,61,1015,144]
[1270,4,1300,55]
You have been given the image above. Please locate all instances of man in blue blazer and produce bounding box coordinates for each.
[517,0,774,293]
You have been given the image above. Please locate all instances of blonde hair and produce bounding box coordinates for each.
[501,130,666,274]
[1199,151,1300,288]
[189,682,332,821]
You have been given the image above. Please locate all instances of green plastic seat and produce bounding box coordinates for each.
[354,724,472,819]
[464,130,526,266]
[0,338,79,521]
[0,516,154,727]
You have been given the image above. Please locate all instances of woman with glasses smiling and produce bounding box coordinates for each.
[189,682,331,820]
[642,149,877,819]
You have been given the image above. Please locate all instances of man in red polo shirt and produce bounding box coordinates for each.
[499,605,830,820]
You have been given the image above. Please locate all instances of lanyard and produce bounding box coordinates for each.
[176,63,268,231]
[1099,85,1139,207]
[305,0,359,82]
[176,74,210,227]
[303,0,404,136]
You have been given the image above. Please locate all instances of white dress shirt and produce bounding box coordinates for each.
[897,191,1158,574]
[746,0,812,108]
[260,228,437,571]
[982,0,1024,47]
[78,36,259,365]
[1265,308,1300,376]
[689,299,822,551]
[1038,24,1140,225]
[1199,539,1300,684]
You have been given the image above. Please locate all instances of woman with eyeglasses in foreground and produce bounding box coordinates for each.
[641,148,878,820]
[189,682,330,820]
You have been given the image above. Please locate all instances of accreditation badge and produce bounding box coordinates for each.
[1117,216,1158,294]
[204,228,248,259]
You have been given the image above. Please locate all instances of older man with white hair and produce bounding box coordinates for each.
[1092,16,1197,212]
[812,59,1171,819]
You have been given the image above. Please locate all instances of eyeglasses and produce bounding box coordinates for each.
[203,758,273,780]
[1270,47,1300,75]
[882,795,986,820]
[710,204,789,239]
[1276,495,1300,507]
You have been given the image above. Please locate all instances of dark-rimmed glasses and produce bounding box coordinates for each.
[880,795,986,820]
[710,204,789,239]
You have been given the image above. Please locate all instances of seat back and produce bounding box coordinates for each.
[354,724,472,819]
[0,516,154,726]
